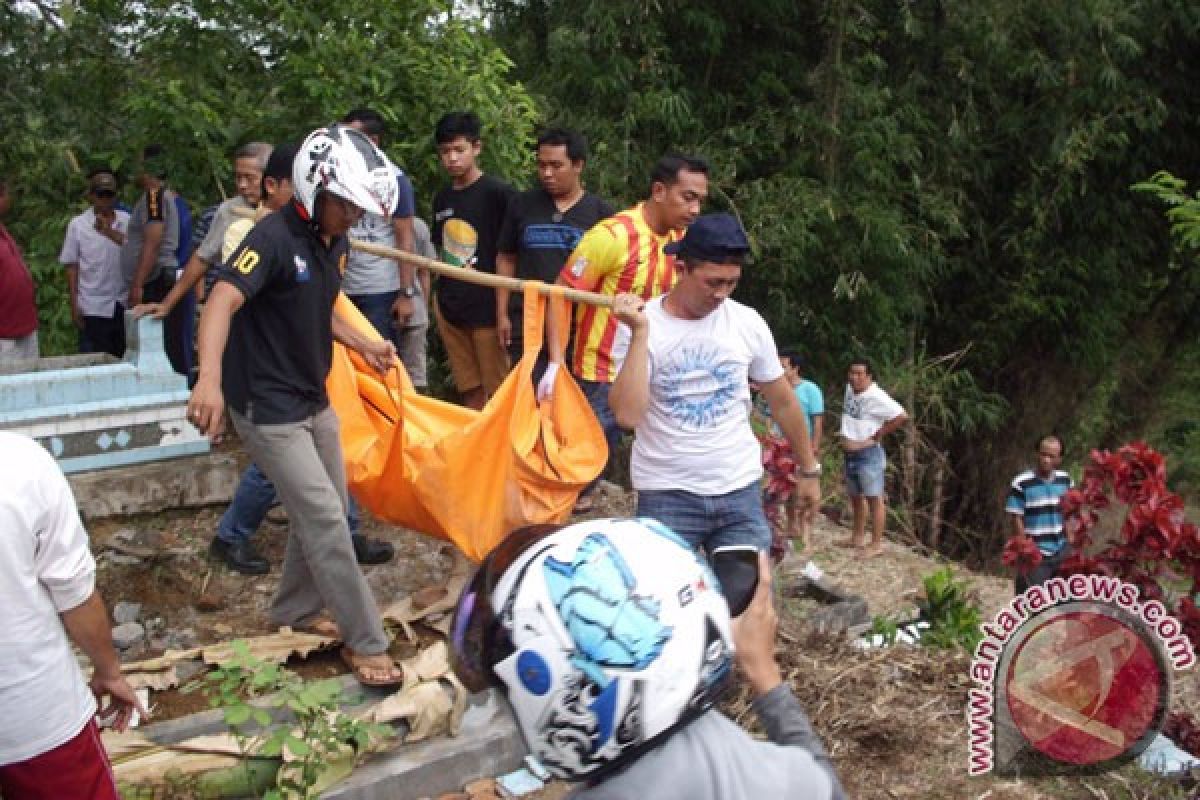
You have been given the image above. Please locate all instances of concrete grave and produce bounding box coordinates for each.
[0,314,209,472]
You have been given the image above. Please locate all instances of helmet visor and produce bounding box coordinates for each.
[449,523,563,692]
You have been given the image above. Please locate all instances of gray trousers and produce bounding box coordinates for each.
[230,405,388,654]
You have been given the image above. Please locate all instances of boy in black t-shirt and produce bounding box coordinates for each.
[431,111,516,410]
[496,128,615,365]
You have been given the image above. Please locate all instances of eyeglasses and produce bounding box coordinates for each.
[449,523,563,692]
[91,189,116,198]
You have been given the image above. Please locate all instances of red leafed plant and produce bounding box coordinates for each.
[1061,442,1200,756]
[759,431,796,563]
[1001,534,1043,574]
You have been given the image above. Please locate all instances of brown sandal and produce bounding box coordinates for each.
[341,647,405,687]
[286,614,341,640]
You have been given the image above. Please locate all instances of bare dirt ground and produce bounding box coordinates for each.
[91,485,1198,799]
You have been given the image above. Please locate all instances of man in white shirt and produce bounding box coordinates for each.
[59,169,130,357]
[0,432,143,799]
[838,360,907,557]
[608,213,820,557]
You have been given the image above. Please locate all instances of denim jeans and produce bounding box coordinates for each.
[217,462,360,542]
[350,290,431,388]
[636,480,772,554]
[579,378,621,491]
[348,291,399,343]
[845,443,886,497]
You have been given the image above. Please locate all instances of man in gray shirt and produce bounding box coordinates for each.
[120,144,180,308]
[450,519,845,800]
[340,108,428,389]
[572,549,845,800]
[133,142,271,323]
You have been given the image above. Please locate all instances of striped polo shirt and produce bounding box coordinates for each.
[1005,469,1073,555]
[559,203,680,382]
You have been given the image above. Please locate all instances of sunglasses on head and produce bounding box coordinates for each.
[91,188,116,198]
[449,523,563,692]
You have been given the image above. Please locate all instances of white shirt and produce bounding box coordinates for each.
[839,382,905,441]
[58,208,130,317]
[614,296,783,495]
[0,432,98,765]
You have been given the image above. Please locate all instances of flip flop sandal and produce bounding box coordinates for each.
[341,647,405,688]
[288,614,341,640]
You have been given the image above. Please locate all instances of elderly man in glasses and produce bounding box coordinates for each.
[58,169,131,358]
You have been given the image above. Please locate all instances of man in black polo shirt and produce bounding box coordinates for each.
[495,127,614,364]
[188,125,404,687]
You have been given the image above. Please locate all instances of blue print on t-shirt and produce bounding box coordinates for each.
[659,344,740,431]
[521,223,584,251]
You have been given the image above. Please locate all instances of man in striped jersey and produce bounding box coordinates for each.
[1005,435,1073,592]
[558,154,708,510]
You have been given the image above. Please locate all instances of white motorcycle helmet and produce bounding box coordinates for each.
[450,518,735,781]
[292,123,399,221]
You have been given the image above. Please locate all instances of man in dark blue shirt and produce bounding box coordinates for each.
[495,127,614,364]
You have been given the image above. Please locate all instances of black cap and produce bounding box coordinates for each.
[663,212,751,263]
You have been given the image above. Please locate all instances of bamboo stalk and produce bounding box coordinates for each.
[352,240,612,309]
[229,204,613,308]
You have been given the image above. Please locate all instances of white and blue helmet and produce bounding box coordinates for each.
[450,518,735,781]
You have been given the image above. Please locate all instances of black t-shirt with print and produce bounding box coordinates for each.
[217,202,346,424]
[497,188,615,318]
[432,174,515,328]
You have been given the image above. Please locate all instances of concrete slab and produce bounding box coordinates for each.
[68,451,240,519]
[322,691,527,800]
[132,679,527,800]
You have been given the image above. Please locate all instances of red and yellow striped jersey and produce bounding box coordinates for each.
[558,203,680,382]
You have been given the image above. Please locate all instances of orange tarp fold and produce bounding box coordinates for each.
[326,284,607,562]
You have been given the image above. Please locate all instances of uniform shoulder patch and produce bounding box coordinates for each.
[232,247,260,275]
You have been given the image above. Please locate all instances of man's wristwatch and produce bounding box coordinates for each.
[398,286,417,298]
[799,464,822,478]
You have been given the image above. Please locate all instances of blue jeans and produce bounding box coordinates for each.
[348,291,398,344]
[218,463,359,542]
[579,378,621,492]
[636,481,772,554]
[845,444,886,497]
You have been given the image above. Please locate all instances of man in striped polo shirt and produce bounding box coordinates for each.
[558,154,708,510]
[1005,435,1073,592]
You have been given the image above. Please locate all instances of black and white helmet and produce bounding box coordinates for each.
[293,124,398,219]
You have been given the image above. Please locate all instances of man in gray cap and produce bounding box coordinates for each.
[608,212,821,556]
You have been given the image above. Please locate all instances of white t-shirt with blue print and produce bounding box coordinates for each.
[613,296,783,495]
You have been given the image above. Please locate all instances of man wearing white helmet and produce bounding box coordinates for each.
[449,518,845,799]
[188,124,404,686]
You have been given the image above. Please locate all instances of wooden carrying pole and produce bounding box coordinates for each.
[230,204,613,308]
[351,240,612,308]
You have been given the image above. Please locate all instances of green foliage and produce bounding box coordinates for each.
[488,0,1200,554]
[917,567,983,652]
[191,641,392,799]
[6,0,1200,551]
[1,1,539,357]
[1133,171,1200,251]
[866,614,900,646]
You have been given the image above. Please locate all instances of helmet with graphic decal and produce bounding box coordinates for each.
[292,123,399,221]
[449,518,735,781]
